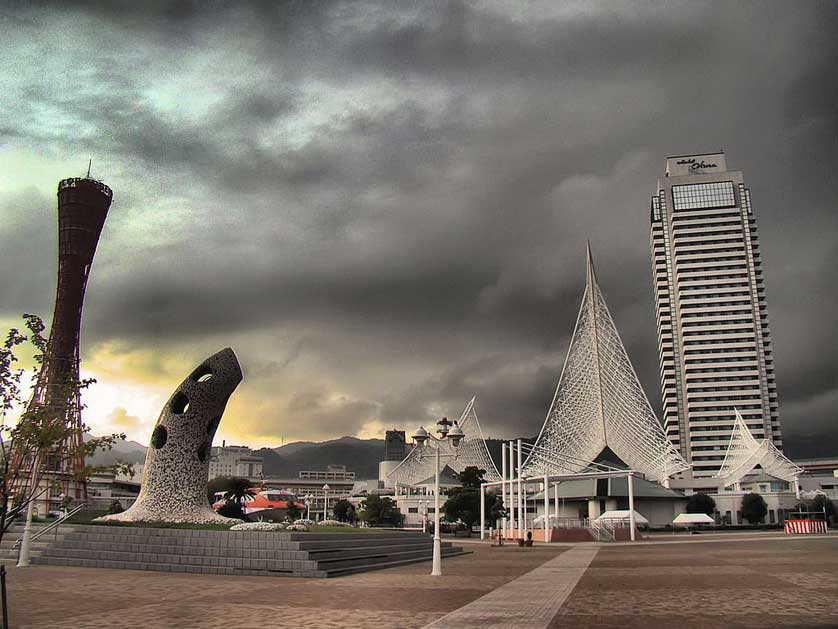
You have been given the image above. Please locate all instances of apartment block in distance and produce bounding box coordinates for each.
[650,152,782,485]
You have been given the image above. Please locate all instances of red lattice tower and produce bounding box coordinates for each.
[15,176,112,505]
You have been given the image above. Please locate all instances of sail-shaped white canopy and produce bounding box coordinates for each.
[523,245,689,482]
[714,409,803,487]
[387,396,501,486]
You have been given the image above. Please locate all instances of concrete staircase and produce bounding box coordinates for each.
[0,524,467,578]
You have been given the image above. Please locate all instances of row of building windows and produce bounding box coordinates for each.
[673,219,743,232]
[671,181,737,210]
[689,403,763,412]
[681,300,752,309]
[687,384,760,392]
[683,328,754,337]
[680,282,751,293]
[684,338,754,347]
[689,394,762,402]
[681,291,752,301]
[671,210,742,224]
[685,358,758,367]
[681,309,753,319]
[687,376,759,384]
[678,272,750,283]
[682,318,753,328]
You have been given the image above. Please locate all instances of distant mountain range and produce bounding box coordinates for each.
[86,434,520,481]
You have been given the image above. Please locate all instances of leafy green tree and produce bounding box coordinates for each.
[741,492,768,524]
[359,494,403,527]
[443,489,480,532]
[206,476,254,505]
[332,498,356,523]
[284,499,301,521]
[457,466,486,490]
[217,500,246,519]
[207,476,254,520]
[489,494,506,526]
[686,492,716,516]
[811,495,835,523]
[0,314,128,546]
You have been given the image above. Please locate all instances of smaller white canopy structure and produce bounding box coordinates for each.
[595,510,648,525]
[387,396,500,486]
[714,409,803,488]
[673,513,715,526]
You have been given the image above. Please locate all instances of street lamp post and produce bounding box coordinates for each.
[411,416,465,577]
[304,494,314,520]
[322,484,330,522]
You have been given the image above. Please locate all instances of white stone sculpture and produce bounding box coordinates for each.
[96,348,244,524]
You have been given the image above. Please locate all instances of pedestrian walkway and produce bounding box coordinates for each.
[424,546,598,628]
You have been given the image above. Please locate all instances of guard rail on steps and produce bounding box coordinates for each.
[13,503,87,549]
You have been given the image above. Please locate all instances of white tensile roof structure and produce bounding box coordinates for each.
[595,510,649,525]
[713,409,803,488]
[386,396,501,486]
[523,245,689,483]
[673,513,715,525]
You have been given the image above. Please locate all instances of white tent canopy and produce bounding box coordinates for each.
[595,510,648,525]
[673,513,715,526]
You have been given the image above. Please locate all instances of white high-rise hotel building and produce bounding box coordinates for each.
[650,152,782,483]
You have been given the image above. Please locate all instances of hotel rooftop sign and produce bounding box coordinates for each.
[666,152,726,177]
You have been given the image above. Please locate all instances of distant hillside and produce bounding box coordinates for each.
[256,436,385,480]
[86,435,148,467]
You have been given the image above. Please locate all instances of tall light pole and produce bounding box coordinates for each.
[322,484,330,522]
[411,416,465,577]
[304,494,314,520]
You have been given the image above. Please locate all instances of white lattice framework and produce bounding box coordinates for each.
[714,409,803,487]
[523,245,689,482]
[387,396,501,485]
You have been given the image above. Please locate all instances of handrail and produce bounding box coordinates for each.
[13,503,86,549]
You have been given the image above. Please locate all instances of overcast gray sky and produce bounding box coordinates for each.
[1,1,836,456]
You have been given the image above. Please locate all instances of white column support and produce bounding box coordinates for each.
[501,442,507,538]
[432,446,442,576]
[508,440,516,535]
[480,483,486,540]
[543,475,549,543]
[517,439,524,539]
[627,473,636,542]
[16,499,36,568]
[553,482,559,519]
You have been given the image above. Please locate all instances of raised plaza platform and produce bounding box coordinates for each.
[0,524,466,578]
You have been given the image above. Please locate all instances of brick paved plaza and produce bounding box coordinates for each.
[5,533,838,628]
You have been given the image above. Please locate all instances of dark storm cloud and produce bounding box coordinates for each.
[2,1,836,451]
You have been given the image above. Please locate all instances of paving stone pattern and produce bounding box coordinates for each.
[425,546,598,628]
[2,543,562,628]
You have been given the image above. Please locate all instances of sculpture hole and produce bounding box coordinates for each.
[207,416,221,436]
[197,441,209,463]
[151,425,168,449]
[191,364,213,383]
[171,392,190,414]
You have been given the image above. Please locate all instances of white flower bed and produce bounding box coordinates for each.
[229,521,287,531]
[286,524,309,531]
[318,519,350,527]
[293,519,315,526]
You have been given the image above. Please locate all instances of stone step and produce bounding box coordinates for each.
[16,524,466,578]
[323,548,469,577]
[314,547,460,571]
[306,541,437,560]
[30,555,325,578]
